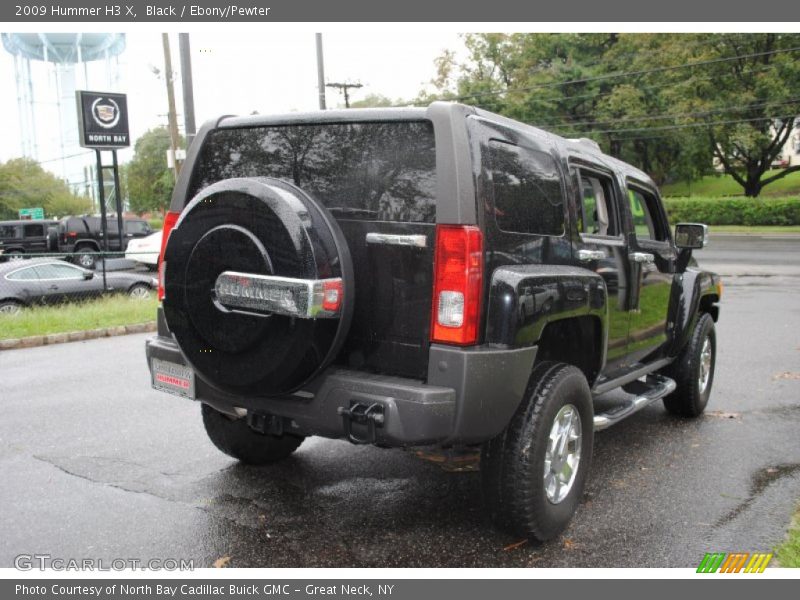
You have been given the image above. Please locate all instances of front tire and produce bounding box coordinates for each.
[481,361,594,541]
[663,313,716,417]
[201,403,305,465]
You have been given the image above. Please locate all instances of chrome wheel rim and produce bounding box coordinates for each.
[544,404,582,504]
[0,303,21,315]
[698,336,713,394]
[79,254,94,268]
[129,286,151,299]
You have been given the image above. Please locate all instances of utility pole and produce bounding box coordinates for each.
[315,33,326,110]
[162,33,181,179]
[179,33,197,149]
[326,82,363,108]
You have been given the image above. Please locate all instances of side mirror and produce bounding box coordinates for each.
[674,223,708,250]
[83,270,94,280]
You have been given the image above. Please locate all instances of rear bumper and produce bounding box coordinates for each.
[146,309,536,447]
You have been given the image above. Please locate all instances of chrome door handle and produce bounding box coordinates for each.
[630,252,655,264]
[577,249,605,262]
[365,233,427,248]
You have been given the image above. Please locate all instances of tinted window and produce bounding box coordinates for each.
[35,263,84,280]
[23,224,45,237]
[489,141,565,236]
[6,266,39,281]
[190,121,437,223]
[0,225,18,239]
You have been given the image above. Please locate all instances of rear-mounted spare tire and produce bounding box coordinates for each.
[162,177,354,397]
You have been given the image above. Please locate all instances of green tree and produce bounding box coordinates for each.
[0,157,90,219]
[426,33,800,195]
[124,127,183,214]
[349,94,399,108]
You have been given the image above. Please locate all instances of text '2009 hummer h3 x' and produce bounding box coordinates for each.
[146,102,721,540]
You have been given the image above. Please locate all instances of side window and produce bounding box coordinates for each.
[627,186,667,242]
[23,224,45,237]
[488,140,565,236]
[577,172,618,237]
[35,263,84,280]
[6,266,39,281]
[126,220,151,235]
[0,225,19,239]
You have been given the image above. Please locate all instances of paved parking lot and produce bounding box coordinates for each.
[0,235,798,567]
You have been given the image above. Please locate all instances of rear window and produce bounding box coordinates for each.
[189,121,437,223]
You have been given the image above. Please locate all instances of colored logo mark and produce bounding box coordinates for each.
[696,552,772,573]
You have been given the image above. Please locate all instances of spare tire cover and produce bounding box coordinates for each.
[163,177,354,396]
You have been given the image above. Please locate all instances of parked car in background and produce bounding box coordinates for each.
[57,215,154,268]
[0,258,157,314]
[125,230,162,270]
[0,219,59,260]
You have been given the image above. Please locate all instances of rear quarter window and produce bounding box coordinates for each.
[488,140,565,236]
[189,121,437,223]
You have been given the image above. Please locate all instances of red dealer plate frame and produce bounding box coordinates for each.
[151,358,196,399]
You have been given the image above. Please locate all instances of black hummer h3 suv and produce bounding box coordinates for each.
[146,102,721,540]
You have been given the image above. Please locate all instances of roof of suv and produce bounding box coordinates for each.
[213,102,654,188]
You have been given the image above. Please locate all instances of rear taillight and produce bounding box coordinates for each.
[431,225,483,345]
[158,211,181,301]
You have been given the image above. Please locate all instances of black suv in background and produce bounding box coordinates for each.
[146,103,721,541]
[58,215,153,268]
[0,219,58,260]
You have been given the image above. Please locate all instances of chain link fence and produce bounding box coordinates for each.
[0,249,159,316]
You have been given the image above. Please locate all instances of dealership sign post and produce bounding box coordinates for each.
[76,91,129,286]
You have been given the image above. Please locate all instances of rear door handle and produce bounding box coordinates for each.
[630,252,655,264]
[49,285,59,290]
[365,233,427,248]
[577,249,605,262]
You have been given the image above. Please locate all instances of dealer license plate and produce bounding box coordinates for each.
[151,358,195,399]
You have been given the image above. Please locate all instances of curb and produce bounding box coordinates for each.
[0,321,156,351]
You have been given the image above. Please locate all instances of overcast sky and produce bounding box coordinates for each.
[0,30,463,170]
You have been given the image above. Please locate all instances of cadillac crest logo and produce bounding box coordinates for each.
[91,97,121,129]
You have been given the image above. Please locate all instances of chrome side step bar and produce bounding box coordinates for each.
[593,373,677,432]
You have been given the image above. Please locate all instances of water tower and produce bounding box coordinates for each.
[2,33,125,201]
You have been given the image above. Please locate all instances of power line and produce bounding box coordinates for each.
[524,63,783,125]
[540,98,800,131]
[567,113,798,136]
[429,45,800,105]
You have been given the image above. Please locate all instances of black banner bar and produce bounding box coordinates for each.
[3,579,798,600]
[4,0,800,22]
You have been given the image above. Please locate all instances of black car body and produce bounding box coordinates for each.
[57,215,154,268]
[0,219,59,258]
[0,258,157,313]
[145,102,721,539]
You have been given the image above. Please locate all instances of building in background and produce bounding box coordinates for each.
[2,33,125,207]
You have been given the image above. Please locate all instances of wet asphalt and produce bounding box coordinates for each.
[0,234,798,568]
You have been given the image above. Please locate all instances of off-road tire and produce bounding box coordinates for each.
[201,403,305,465]
[74,246,96,269]
[662,313,716,417]
[481,361,594,541]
